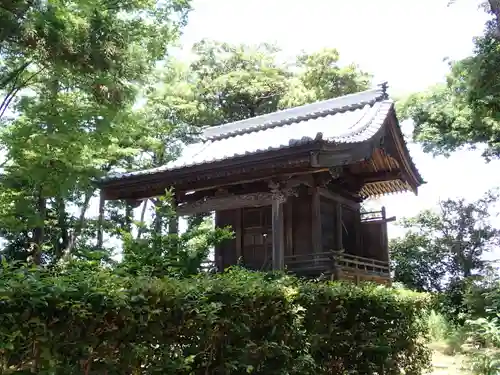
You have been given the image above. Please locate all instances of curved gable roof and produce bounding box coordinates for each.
[105,83,412,181]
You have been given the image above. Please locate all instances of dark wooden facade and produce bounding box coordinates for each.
[212,176,395,284]
[99,84,424,285]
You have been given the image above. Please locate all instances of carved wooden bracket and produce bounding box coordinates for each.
[328,166,344,180]
[268,180,298,203]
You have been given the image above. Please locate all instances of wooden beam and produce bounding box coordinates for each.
[102,165,329,201]
[176,192,273,216]
[287,174,315,188]
[317,187,360,209]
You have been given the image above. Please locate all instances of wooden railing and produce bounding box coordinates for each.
[335,252,390,275]
[283,251,390,276]
[201,252,390,277]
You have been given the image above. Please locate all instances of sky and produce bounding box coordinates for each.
[177,0,500,249]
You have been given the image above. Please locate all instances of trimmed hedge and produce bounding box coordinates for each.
[0,264,431,374]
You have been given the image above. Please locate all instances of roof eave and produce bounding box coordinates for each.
[99,143,322,200]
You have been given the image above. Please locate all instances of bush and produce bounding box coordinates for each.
[298,281,431,374]
[427,309,450,342]
[465,317,500,375]
[0,263,431,374]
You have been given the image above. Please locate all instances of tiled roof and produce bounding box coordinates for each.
[106,83,392,180]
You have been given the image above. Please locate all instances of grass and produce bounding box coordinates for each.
[428,341,470,375]
[426,310,475,374]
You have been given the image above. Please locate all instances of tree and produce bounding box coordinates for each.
[296,48,371,101]
[399,3,500,159]
[0,0,192,264]
[0,0,192,117]
[390,191,500,293]
[119,198,232,278]
[186,40,371,126]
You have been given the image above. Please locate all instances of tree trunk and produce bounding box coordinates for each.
[489,0,500,39]
[168,215,179,235]
[153,198,163,235]
[55,196,69,259]
[64,189,94,257]
[125,202,133,234]
[32,187,46,265]
[136,199,148,239]
[96,192,105,248]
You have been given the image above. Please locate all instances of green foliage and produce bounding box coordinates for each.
[427,310,450,342]
[390,191,500,294]
[297,282,432,374]
[120,216,233,278]
[0,266,431,374]
[0,0,195,265]
[425,309,468,355]
[399,5,500,159]
[465,316,500,375]
[468,348,500,375]
[185,40,371,127]
[296,48,372,101]
[425,283,500,374]
[0,0,192,115]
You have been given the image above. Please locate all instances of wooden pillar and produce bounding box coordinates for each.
[285,201,293,256]
[332,201,343,281]
[335,202,343,250]
[214,212,223,271]
[380,207,388,260]
[381,206,392,286]
[311,187,322,253]
[271,194,285,270]
[235,208,242,264]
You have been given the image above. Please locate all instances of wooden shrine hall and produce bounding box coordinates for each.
[99,83,424,284]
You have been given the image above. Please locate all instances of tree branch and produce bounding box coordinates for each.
[64,189,95,257]
[136,199,148,240]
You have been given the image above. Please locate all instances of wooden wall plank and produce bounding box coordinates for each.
[335,202,343,250]
[311,187,322,253]
[285,201,293,256]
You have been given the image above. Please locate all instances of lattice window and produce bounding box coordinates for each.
[242,206,272,270]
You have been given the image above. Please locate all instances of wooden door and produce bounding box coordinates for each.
[242,206,272,270]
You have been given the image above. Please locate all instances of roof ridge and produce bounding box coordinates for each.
[202,83,389,142]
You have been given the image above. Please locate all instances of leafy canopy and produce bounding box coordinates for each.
[391,191,500,293]
[399,3,500,159]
